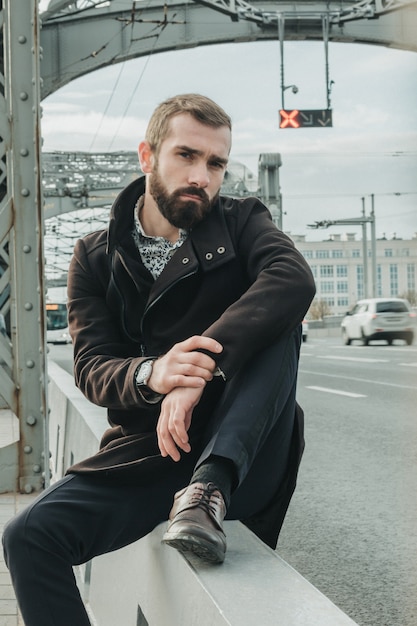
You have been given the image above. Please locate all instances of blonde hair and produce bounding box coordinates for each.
[145,94,232,155]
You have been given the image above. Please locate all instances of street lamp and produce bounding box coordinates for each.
[278,16,299,108]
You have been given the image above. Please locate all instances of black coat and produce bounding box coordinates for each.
[67,176,315,547]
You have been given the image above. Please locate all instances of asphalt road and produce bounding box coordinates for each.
[277,336,417,626]
[48,336,417,626]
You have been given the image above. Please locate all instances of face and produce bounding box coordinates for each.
[143,114,231,230]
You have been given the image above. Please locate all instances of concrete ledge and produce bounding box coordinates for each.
[48,361,107,478]
[87,522,358,626]
[48,361,358,626]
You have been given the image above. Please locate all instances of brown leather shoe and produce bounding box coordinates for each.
[162,482,227,564]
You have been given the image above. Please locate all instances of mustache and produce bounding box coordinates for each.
[173,186,209,202]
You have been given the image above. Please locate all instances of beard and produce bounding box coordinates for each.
[149,168,218,230]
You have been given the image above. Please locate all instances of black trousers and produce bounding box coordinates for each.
[2,328,301,626]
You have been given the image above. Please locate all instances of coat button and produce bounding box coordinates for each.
[217,246,225,254]
[205,252,213,260]
[182,257,190,264]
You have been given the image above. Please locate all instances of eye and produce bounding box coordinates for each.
[178,151,193,160]
[210,160,226,170]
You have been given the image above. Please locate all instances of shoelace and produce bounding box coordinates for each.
[189,483,221,516]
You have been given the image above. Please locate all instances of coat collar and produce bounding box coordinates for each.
[106,176,236,273]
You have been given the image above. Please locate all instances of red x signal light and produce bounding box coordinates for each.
[279,109,300,128]
[279,109,333,128]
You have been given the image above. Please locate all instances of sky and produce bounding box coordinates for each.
[39,10,417,242]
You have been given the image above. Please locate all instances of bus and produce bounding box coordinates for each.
[46,302,71,344]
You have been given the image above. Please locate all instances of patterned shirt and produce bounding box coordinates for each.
[131,197,188,280]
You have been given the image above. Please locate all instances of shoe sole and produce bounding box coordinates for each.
[162,532,225,564]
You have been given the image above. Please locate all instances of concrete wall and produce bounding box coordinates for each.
[47,361,359,626]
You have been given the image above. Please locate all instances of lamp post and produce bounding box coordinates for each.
[278,15,299,109]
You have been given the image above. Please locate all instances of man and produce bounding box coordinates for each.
[3,94,315,625]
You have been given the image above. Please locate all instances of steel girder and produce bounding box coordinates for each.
[0,1,48,493]
[39,0,417,98]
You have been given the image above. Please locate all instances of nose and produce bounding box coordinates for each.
[188,162,209,188]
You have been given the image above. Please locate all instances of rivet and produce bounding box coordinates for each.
[217,247,225,254]
[182,257,190,264]
[24,302,33,311]
[20,148,29,157]
[18,35,27,44]
[23,484,34,494]
[33,465,41,474]
[21,188,30,197]
[26,415,37,426]
[19,92,29,101]
[24,445,32,454]
[26,360,35,368]
[205,252,213,260]
[23,244,31,253]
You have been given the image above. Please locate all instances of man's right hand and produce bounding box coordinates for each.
[148,335,223,396]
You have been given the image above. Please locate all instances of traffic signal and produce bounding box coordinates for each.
[279,109,333,128]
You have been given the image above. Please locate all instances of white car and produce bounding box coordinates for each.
[341,298,415,346]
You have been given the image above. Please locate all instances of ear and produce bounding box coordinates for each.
[138,141,154,174]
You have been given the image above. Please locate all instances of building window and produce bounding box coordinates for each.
[320,265,334,277]
[407,263,415,291]
[389,264,398,296]
[385,249,393,257]
[337,281,348,293]
[316,250,330,259]
[320,281,334,293]
[323,297,334,307]
[402,249,410,257]
[310,265,317,278]
[332,249,343,258]
[337,297,349,307]
[357,265,364,299]
[336,265,348,277]
[377,265,382,297]
[352,249,360,258]
[301,250,313,259]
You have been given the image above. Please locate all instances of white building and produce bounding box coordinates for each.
[289,232,417,315]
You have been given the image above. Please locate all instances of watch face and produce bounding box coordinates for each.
[137,360,153,386]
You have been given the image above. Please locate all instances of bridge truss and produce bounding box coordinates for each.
[39,0,417,97]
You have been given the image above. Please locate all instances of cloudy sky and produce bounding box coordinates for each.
[40,18,417,242]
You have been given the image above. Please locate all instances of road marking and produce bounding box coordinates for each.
[334,345,417,353]
[307,386,366,398]
[317,355,389,363]
[299,369,415,390]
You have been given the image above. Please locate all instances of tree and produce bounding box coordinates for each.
[399,290,417,307]
[308,298,333,320]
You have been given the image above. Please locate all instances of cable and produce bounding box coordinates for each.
[106,34,160,150]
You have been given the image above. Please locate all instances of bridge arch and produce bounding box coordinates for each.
[40,0,417,98]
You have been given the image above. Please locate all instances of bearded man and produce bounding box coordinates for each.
[3,93,315,626]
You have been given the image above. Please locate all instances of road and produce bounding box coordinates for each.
[278,336,417,626]
[48,336,417,626]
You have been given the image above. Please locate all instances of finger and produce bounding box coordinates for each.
[171,414,189,447]
[157,427,181,462]
[170,375,207,390]
[180,355,217,377]
[157,414,185,462]
[182,335,223,354]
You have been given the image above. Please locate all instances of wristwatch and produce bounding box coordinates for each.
[135,359,164,404]
[135,359,155,389]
